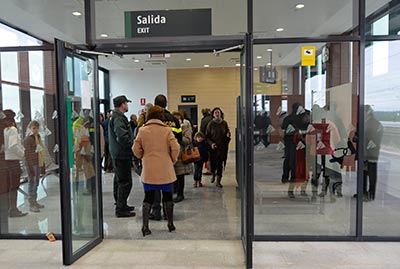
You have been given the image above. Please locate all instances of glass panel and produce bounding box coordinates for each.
[254,42,358,236]
[1,52,19,83]
[94,0,246,39]
[66,55,99,253]
[29,51,44,88]
[99,70,104,100]
[0,22,42,47]
[254,0,354,38]
[0,50,60,236]
[366,0,400,36]
[363,40,400,236]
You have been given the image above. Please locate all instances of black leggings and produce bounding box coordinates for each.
[143,190,173,204]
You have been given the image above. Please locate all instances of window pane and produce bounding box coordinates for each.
[30,88,44,120]
[99,70,105,100]
[29,51,44,88]
[366,0,400,36]
[254,42,358,236]
[1,52,19,83]
[254,0,354,38]
[1,84,20,115]
[0,22,42,47]
[363,40,400,236]
[94,0,246,39]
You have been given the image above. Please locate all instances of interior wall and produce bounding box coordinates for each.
[167,67,240,151]
[109,68,167,116]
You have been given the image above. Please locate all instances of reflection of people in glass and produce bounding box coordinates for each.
[24,120,46,212]
[363,105,383,201]
[254,111,272,147]
[281,102,301,197]
[2,110,28,217]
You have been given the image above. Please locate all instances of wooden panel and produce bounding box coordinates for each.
[167,67,240,151]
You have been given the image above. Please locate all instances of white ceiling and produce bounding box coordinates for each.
[0,0,391,69]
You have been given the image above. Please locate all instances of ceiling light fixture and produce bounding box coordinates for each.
[254,68,258,71]
[267,62,272,66]
[134,59,140,63]
[204,64,210,68]
[72,11,82,16]
[267,48,273,52]
[295,3,305,9]
[235,63,241,67]
[100,34,108,38]
[257,56,262,59]
[276,28,284,32]
[186,58,191,61]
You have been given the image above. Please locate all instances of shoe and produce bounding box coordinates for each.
[173,196,184,203]
[149,208,162,221]
[9,209,28,218]
[193,181,198,188]
[142,226,152,236]
[116,211,136,218]
[281,178,288,184]
[29,205,40,213]
[165,201,175,232]
[211,174,216,183]
[216,176,223,188]
[288,191,295,199]
[122,205,135,211]
[35,202,45,209]
[300,191,308,197]
[198,182,203,187]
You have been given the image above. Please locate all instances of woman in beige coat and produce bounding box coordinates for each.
[133,105,180,236]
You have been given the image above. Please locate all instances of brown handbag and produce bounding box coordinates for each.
[181,146,201,164]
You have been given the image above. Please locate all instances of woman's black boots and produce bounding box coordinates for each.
[142,203,152,236]
[165,201,175,232]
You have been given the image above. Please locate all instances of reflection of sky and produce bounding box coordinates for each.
[365,41,400,111]
[0,23,42,47]
[305,74,326,110]
[2,84,20,115]
[30,89,44,120]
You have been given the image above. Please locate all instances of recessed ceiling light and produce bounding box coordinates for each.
[267,48,273,52]
[257,56,262,59]
[295,3,305,9]
[186,58,191,61]
[235,63,241,66]
[204,64,210,68]
[276,28,284,32]
[254,68,258,71]
[267,63,272,66]
[134,59,140,63]
[72,11,82,16]
[100,34,108,38]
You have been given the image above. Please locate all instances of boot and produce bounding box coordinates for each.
[216,176,223,188]
[162,201,167,220]
[142,203,152,237]
[211,173,216,183]
[165,201,175,232]
[149,204,162,221]
[9,190,27,217]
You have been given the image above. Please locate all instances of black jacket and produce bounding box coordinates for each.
[163,109,182,143]
[109,109,134,160]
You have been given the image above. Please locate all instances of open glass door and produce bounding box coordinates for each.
[239,34,253,269]
[55,39,103,265]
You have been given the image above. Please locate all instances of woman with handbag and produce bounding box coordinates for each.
[172,111,193,203]
[2,110,28,217]
[133,105,180,236]
[206,107,231,188]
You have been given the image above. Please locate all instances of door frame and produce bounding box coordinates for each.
[55,39,104,265]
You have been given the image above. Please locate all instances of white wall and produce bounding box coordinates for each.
[109,68,167,117]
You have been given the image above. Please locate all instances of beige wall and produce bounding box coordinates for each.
[167,67,240,151]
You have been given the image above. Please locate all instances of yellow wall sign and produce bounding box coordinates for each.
[301,46,316,66]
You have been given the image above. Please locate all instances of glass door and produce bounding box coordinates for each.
[239,34,253,269]
[55,39,103,265]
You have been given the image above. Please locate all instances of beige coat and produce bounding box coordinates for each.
[132,119,180,185]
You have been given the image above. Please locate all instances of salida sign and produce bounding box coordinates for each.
[125,9,211,38]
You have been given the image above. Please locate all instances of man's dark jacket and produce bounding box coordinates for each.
[109,109,134,160]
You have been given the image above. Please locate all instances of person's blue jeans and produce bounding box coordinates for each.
[194,162,203,181]
[27,164,41,204]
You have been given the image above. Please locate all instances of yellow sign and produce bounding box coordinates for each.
[301,46,316,66]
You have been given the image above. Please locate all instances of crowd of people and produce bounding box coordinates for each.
[105,94,231,237]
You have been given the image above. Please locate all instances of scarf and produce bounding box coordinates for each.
[34,134,46,167]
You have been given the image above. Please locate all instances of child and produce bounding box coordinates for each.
[193,131,208,188]
[24,120,46,212]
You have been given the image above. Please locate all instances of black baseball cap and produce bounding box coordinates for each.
[113,95,132,107]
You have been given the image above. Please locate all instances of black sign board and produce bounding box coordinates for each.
[181,95,196,103]
[125,9,211,38]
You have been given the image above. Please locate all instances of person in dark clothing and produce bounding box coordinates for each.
[206,107,231,188]
[254,111,272,147]
[109,95,136,218]
[281,102,302,198]
[130,114,138,134]
[200,108,212,174]
[193,131,208,188]
[103,109,113,173]
[149,94,182,220]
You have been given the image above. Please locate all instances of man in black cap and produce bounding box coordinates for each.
[109,95,136,217]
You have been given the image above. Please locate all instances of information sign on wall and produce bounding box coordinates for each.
[125,9,211,38]
[301,46,316,66]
